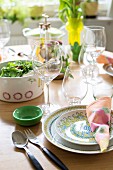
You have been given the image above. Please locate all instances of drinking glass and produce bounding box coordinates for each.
[79,26,106,84]
[0,19,10,60]
[62,65,88,105]
[32,40,62,116]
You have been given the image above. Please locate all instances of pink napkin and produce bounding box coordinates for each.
[86,97,112,152]
[97,51,113,64]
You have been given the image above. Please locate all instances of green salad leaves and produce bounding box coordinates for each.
[0,60,33,77]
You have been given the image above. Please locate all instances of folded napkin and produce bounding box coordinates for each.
[86,97,111,152]
[97,51,113,64]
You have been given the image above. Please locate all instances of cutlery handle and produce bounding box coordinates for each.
[24,147,44,170]
[42,147,69,170]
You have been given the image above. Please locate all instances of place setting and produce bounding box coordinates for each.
[42,97,113,154]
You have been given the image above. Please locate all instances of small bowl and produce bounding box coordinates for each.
[13,105,43,126]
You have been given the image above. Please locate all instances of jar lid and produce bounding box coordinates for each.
[23,27,64,37]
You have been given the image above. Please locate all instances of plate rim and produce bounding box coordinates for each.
[42,105,113,154]
[103,64,113,76]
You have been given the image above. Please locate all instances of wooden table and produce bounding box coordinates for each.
[0,45,113,170]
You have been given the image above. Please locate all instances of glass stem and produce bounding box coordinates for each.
[45,83,50,106]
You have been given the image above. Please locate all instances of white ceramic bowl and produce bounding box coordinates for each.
[0,60,44,102]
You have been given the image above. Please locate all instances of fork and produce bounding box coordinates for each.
[24,129,69,170]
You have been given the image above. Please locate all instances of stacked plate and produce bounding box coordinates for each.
[42,105,113,154]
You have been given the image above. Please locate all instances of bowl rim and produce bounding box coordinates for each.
[0,60,35,79]
[13,105,43,121]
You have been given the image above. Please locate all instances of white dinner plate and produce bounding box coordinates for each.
[103,64,113,76]
[42,105,113,154]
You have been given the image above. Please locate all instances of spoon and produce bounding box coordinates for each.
[12,130,44,170]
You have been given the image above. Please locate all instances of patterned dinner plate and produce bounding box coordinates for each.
[55,109,96,145]
[55,109,113,145]
[42,105,113,154]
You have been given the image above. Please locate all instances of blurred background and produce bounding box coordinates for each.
[0,0,113,51]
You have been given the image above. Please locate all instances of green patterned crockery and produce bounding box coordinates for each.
[55,109,113,145]
[42,105,113,154]
[55,109,95,145]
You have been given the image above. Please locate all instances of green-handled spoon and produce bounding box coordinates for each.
[12,130,43,170]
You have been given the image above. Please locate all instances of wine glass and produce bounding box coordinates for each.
[78,43,99,84]
[62,65,88,105]
[79,26,106,84]
[32,40,62,117]
[0,19,10,60]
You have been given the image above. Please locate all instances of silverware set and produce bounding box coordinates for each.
[12,131,43,170]
[12,129,68,170]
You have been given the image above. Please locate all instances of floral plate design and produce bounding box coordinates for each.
[42,105,113,154]
[55,109,95,145]
[55,109,113,145]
